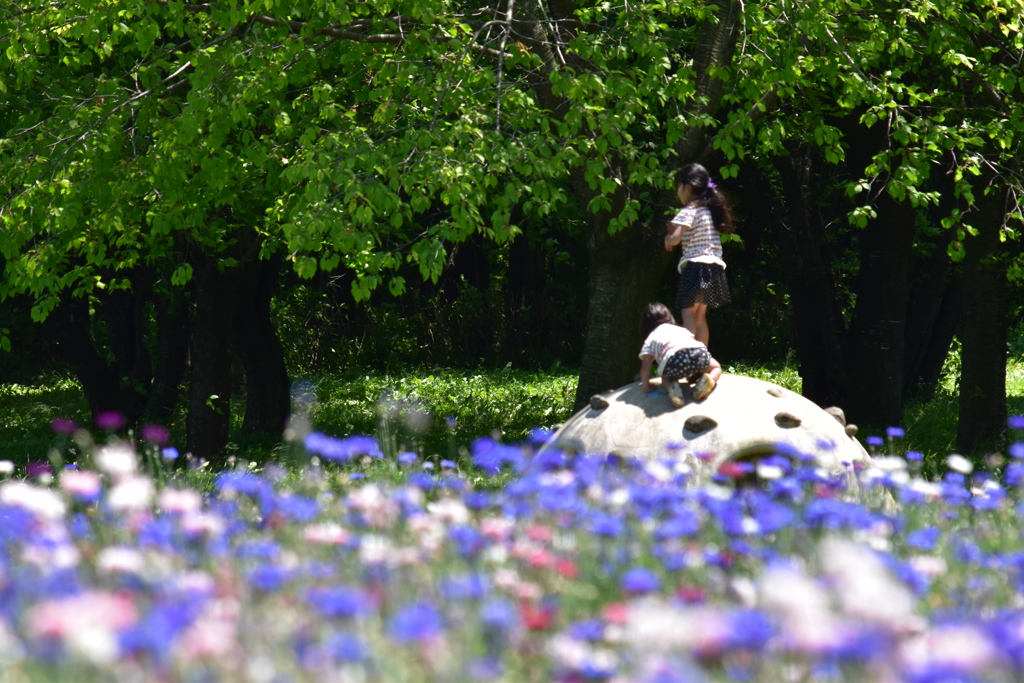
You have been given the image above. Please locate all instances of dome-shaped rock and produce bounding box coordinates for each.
[542,374,869,475]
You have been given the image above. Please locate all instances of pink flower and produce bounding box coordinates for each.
[158,488,202,515]
[26,591,137,664]
[60,470,102,501]
[302,523,350,545]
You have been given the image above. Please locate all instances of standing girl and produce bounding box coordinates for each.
[664,163,734,347]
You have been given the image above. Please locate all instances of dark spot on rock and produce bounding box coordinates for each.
[775,412,801,427]
[767,387,783,397]
[684,415,718,434]
[845,424,859,437]
[824,406,846,426]
[589,395,610,410]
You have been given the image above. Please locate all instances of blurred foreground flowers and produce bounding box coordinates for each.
[0,429,1023,681]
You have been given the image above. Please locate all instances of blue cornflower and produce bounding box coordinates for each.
[886,426,905,439]
[408,472,436,489]
[620,567,660,595]
[528,427,554,446]
[325,632,366,663]
[276,494,320,522]
[120,602,198,663]
[439,573,489,601]
[470,437,525,475]
[464,492,491,510]
[1006,462,1024,487]
[1009,415,1024,430]
[726,609,773,651]
[248,563,292,591]
[305,586,374,619]
[906,525,941,551]
[865,435,884,448]
[440,459,457,469]
[215,471,272,499]
[304,432,379,464]
[479,599,517,632]
[236,540,280,559]
[655,512,700,539]
[1010,442,1024,459]
[397,452,418,466]
[388,602,444,643]
[449,525,484,558]
[905,450,924,462]
[591,513,625,538]
[569,619,605,642]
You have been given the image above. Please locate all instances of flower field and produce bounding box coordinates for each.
[2,421,1024,682]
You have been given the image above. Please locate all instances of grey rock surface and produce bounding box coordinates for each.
[543,374,870,473]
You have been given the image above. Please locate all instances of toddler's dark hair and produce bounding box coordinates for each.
[674,162,735,234]
[641,302,676,337]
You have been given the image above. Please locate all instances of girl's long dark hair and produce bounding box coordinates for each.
[674,163,735,234]
[641,302,676,337]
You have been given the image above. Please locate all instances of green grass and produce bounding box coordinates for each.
[2,357,1023,470]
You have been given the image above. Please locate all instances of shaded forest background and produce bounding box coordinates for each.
[3,0,1024,466]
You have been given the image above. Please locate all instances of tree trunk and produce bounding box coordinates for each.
[771,144,849,408]
[102,275,153,423]
[186,252,237,465]
[147,283,191,422]
[844,190,917,428]
[904,269,962,402]
[48,294,120,419]
[572,180,670,408]
[957,181,1008,453]
[233,254,291,436]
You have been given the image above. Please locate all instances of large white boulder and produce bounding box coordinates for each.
[542,374,870,474]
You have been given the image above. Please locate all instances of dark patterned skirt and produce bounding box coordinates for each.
[662,347,712,382]
[675,261,731,311]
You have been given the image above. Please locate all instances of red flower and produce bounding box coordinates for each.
[601,602,629,625]
[555,558,578,579]
[520,601,557,630]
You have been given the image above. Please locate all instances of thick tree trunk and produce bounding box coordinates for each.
[957,182,1008,453]
[147,284,190,422]
[48,294,120,419]
[572,181,670,409]
[771,145,848,408]
[844,190,917,428]
[233,254,291,436]
[904,253,962,402]
[102,276,153,423]
[186,253,237,465]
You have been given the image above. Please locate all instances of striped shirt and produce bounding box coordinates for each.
[669,205,726,269]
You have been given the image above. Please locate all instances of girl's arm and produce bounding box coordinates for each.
[664,221,689,252]
[640,354,656,392]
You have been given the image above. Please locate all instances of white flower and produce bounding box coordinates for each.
[93,444,138,478]
[107,476,154,511]
[820,537,918,632]
[759,564,844,653]
[158,488,202,514]
[946,453,973,474]
[96,547,146,575]
[426,497,470,525]
[0,482,66,521]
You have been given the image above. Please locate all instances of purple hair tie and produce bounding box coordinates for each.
[707,179,717,190]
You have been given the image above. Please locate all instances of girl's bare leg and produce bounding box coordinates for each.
[681,303,710,346]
